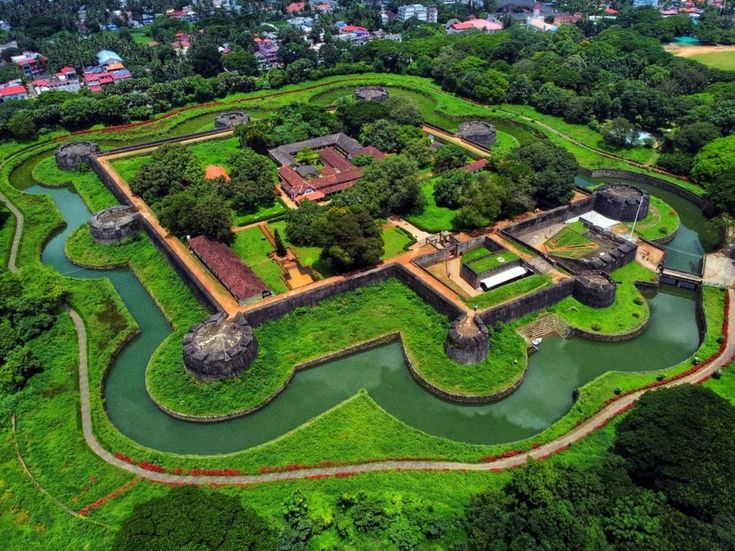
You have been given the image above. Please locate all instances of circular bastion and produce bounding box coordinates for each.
[594,183,650,222]
[354,86,389,102]
[183,312,258,381]
[573,271,617,308]
[214,111,250,130]
[455,121,497,149]
[444,314,489,365]
[55,141,100,171]
[89,205,141,244]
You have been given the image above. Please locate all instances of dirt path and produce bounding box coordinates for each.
[422,125,490,157]
[665,44,735,58]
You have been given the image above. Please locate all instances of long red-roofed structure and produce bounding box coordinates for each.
[189,236,270,304]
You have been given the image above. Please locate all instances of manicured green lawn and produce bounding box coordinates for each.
[549,262,655,335]
[545,221,598,259]
[231,199,288,227]
[623,196,680,241]
[406,178,459,233]
[464,274,553,310]
[462,246,494,263]
[465,250,519,273]
[381,224,415,259]
[146,278,528,418]
[230,227,288,294]
[267,219,325,271]
[690,51,735,71]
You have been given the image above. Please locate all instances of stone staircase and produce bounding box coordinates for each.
[518,314,571,344]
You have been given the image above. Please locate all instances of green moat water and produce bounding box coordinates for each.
[26,183,701,455]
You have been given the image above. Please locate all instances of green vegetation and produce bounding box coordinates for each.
[549,262,654,335]
[464,274,553,310]
[381,224,414,259]
[0,205,14,268]
[544,222,599,259]
[689,50,735,71]
[624,196,681,241]
[465,250,519,274]
[146,279,528,418]
[406,177,459,233]
[230,228,288,294]
[32,157,118,213]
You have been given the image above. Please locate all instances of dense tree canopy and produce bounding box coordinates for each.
[319,205,384,271]
[130,144,201,203]
[158,184,233,243]
[113,486,276,550]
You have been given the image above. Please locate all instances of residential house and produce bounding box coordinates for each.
[397,4,437,23]
[287,2,306,14]
[32,67,82,95]
[0,80,28,102]
[446,18,503,33]
[255,37,281,69]
[11,52,47,78]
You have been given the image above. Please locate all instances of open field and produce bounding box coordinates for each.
[406,177,460,233]
[463,273,553,310]
[544,221,599,259]
[623,196,680,241]
[230,227,289,294]
[465,249,519,273]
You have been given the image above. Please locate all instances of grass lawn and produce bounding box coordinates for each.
[381,224,415,259]
[111,137,241,183]
[545,221,598,259]
[466,250,519,273]
[462,246,494,263]
[623,196,680,241]
[464,274,553,310]
[146,278,528,418]
[549,262,655,335]
[232,199,288,227]
[406,177,459,233]
[690,51,735,71]
[230,227,288,294]
[267,219,326,273]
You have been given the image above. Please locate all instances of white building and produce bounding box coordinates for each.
[397,4,438,23]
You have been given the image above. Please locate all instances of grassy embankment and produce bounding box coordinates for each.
[145,278,528,418]
[622,196,680,241]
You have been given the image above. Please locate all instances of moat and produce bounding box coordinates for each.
[28,181,701,455]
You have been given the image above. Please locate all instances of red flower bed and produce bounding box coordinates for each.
[138,461,166,473]
[114,452,135,464]
[79,478,139,517]
[189,468,240,476]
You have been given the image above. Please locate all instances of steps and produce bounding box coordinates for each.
[518,314,571,343]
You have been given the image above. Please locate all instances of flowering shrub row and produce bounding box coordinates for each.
[78,478,139,517]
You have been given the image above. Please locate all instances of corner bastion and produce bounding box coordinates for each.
[594,183,650,222]
[55,141,100,171]
[573,271,616,308]
[456,121,497,149]
[89,205,141,244]
[354,86,389,102]
[183,312,258,381]
[444,314,489,365]
[215,111,250,130]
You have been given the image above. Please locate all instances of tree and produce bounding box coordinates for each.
[509,141,578,206]
[434,169,471,209]
[222,149,277,213]
[453,173,503,229]
[383,96,422,126]
[433,144,468,173]
[613,386,735,522]
[222,49,258,75]
[158,185,233,242]
[7,111,37,141]
[274,229,287,257]
[705,170,735,216]
[285,200,324,246]
[671,122,720,154]
[113,486,276,550]
[336,99,388,136]
[691,135,735,186]
[319,205,383,271]
[358,119,420,153]
[0,346,41,393]
[354,155,424,215]
[130,144,201,203]
[0,62,22,82]
[234,121,271,154]
[189,38,223,78]
[602,117,640,149]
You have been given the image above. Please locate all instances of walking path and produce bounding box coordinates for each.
[67,289,735,485]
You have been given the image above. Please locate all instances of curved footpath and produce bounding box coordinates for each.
[70,289,735,485]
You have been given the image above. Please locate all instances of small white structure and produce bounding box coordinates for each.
[479,265,528,291]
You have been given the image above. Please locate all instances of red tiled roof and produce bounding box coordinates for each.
[189,236,269,302]
[296,190,325,203]
[319,147,353,171]
[463,158,488,172]
[351,146,386,160]
[287,2,305,12]
[279,165,309,196]
[0,85,26,96]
